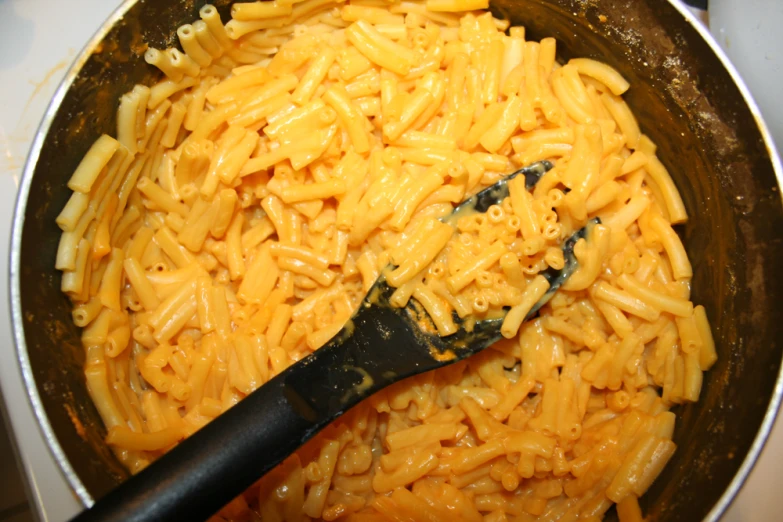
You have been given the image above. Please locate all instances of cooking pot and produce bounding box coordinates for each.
[10,0,783,520]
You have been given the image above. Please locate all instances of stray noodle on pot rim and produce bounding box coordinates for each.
[53,0,717,520]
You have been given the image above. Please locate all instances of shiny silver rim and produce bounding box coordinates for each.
[666,1,783,520]
[9,0,140,507]
[8,0,783,514]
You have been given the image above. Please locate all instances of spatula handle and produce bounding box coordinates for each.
[69,351,339,522]
[69,284,436,522]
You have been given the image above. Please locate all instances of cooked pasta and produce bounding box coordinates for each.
[54,1,713,520]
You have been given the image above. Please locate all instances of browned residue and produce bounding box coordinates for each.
[65,403,87,440]
[594,0,742,161]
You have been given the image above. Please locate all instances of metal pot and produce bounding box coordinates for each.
[10,0,783,520]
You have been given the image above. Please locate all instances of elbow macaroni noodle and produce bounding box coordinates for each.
[54,1,715,520]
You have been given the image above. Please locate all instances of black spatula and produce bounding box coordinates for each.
[72,161,598,522]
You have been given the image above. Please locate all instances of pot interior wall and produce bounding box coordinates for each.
[16,0,783,519]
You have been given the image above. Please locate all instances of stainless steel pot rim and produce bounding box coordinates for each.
[664,1,783,519]
[9,0,141,507]
[8,0,783,516]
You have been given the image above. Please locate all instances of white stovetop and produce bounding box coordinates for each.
[0,1,779,521]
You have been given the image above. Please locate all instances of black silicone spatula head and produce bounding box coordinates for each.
[289,220,599,423]
[71,161,598,522]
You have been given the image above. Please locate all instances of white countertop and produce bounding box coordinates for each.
[0,1,779,521]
